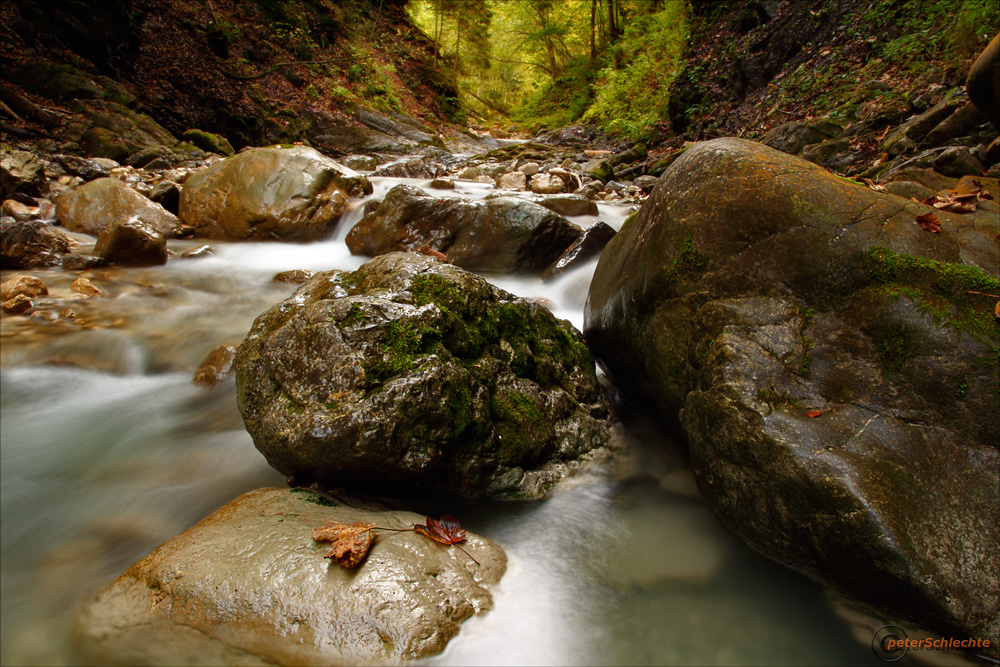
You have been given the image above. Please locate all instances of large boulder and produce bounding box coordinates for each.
[75,487,505,666]
[346,184,583,273]
[585,138,999,651]
[1,150,48,198]
[178,146,372,241]
[1,220,70,269]
[236,252,614,500]
[966,32,1000,131]
[68,99,178,160]
[55,178,186,238]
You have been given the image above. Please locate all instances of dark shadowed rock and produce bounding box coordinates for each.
[236,252,614,500]
[585,138,999,653]
[55,155,119,181]
[55,178,185,238]
[346,185,583,274]
[932,146,985,177]
[762,119,842,155]
[94,218,167,266]
[966,32,1000,131]
[542,222,617,281]
[74,487,505,666]
[373,156,447,179]
[178,146,371,241]
[148,181,180,215]
[1,220,70,268]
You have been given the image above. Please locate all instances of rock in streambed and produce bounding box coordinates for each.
[236,252,615,500]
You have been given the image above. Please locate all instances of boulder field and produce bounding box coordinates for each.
[585,137,999,651]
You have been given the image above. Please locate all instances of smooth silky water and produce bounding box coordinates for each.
[0,174,879,665]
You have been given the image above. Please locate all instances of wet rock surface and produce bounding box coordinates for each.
[1,220,70,269]
[346,184,584,274]
[178,146,372,241]
[54,177,185,238]
[236,252,615,500]
[74,487,506,666]
[585,137,999,651]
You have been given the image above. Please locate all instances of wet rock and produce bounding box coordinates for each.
[932,146,985,177]
[148,181,180,215]
[55,155,119,181]
[94,218,167,266]
[1,220,70,269]
[542,222,617,281]
[54,178,185,238]
[305,109,405,154]
[429,177,456,190]
[2,198,40,222]
[339,155,378,171]
[485,192,598,218]
[62,254,103,271]
[346,184,583,273]
[762,119,842,155]
[966,33,1000,131]
[236,252,614,500]
[272,269,315,284]
[1,150,48,198]
[181,129,235,157]
[192,344,237,387]
[178,244,213,259]
[530,173,565,194]
[519,162,540,176]
[372,156,446,179]
[74,487,506,666]
[71,278,104,298]
[178,146,371,241]
[585,138,999,653]
[1,294,32,314]
[1,275,48,301]
[496,171,527,190]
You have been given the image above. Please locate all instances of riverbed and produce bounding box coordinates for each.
[0,175,880,665]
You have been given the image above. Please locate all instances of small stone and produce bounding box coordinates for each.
[179,244,213,259]
[1,274,48,301]
[428,178,455,190]
[60,308,76,321]
[519,162,540,176]
[272,269,315,284]
[62,254,103,271]
[495,171,526,190]
[1,294,32,314]
[1,199,40,222]
[530,173,564,194]
[71,278,104,298]
[192,344,237,387]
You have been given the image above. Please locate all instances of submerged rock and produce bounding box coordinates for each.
[74,487,505,666]
[236,252,614,500]
[585,137,999,651]
[178,146,371,241]
[346,184,583,274]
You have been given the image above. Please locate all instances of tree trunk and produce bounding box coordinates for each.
[590,0,596,62]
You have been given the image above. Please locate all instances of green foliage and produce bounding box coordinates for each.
[513,56,598,129]
[867,0,998,69]
[582,2,688,140]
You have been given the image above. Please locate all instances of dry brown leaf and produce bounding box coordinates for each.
[313,520,376,568]
[806,410,823,418]
[916,212,941,233]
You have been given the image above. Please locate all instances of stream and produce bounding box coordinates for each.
[0,173,880,665]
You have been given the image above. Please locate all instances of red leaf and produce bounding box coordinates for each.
[916,212,941,233]
[413,515,467,545]
[806,410,823,418]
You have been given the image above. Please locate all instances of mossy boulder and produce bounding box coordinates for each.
[585,138,999,652]
[346,184,583,274]
[75,487,506,665]
[181,128,235,157]
[68,99,177,159]
[178,146,372,241]
[236,252,614,500]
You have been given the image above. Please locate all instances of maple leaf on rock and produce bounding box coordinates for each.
[312,520,376,568]
[413,515,479,564]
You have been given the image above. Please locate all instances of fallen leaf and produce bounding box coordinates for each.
[996,301,999,318]
[806,410,823,418]
[916,212,941,233]
[312,520,376,568]
[414,515,467,545]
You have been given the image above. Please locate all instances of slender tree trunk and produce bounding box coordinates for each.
[590,0,596,62]
[606,0,616,42]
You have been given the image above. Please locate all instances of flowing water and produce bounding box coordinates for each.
[0,174,880,665]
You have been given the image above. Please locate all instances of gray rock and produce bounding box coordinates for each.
[94,218,167,266]
[55,155,119,181]
[634,175,659,193]
[496,171,527,190]
[485,192,598,218]
[1,150,48,198]
[74,487,506,666]
[530,173,564,194]
[178,147,371,241]
[931,146,985,178]
[762,119,843,155]
[373,156,447,179]
[1,220,70,269]
[519,162,540,176]
[921,102,989,148]
[346,184,583,274]
[236,252,614,500]
[585,138,999,654]
[883,96,963,155]
[542,221,616,281]
[55,178,185,238]
[340,154,379,171]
